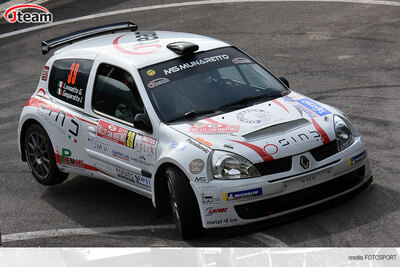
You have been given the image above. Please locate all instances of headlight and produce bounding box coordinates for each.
[334,115,353,151]
[212,150,260,179]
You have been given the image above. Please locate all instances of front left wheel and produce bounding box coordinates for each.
[24,124,68,186]
[166,166,203,239]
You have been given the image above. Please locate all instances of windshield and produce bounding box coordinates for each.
[139,47,288,122]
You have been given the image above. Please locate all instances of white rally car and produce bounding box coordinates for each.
[18,22,372,238]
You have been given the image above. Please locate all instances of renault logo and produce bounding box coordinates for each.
[300,156,310,169]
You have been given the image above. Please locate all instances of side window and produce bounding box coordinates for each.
[92,64,144,124]
[239,64,281,90]
[49,59,93,108]
[217,66,245,83]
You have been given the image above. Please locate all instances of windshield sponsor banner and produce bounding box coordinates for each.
[296,99,331,116]
[140,47,253,89]
[164,54,230,76]
[223,187,263,201]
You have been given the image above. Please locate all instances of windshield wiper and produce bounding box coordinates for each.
[166,109,218,123]
[219,92,287,110]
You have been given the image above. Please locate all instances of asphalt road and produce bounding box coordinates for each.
[0,0,399,247]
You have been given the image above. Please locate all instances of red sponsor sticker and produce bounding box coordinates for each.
[141,135,157,146]
[97,120,128,145]
[190,122,239,134]
[41,66,49,81]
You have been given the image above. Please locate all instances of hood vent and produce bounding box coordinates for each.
[242,118,310,140]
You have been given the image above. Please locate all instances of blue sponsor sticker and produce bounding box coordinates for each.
[348,150,366,166]
[223,187,262,201]
[296,98,331,116]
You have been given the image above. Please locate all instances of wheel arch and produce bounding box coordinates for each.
[153,161,191,217]
[20,118,43,162]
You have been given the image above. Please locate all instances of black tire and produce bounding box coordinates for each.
[166,166,203,239]
[24,124,68,186]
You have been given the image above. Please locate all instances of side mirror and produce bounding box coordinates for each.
[134,113,153,134]
[279,76,290,88]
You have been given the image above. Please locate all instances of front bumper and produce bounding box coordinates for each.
[192,136,372,229]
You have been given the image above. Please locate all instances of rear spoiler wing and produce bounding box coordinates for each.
[41,21,138,55]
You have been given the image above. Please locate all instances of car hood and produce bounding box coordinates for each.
[169,91,337,164]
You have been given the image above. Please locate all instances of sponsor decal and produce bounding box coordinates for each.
[294,104,317,118]
[277,131,321,147]
[236,109,271,124]
[206,218,238,225]
[135,134,155,156]
[232,57,251,64]
[164,54,230,76]
[41,66,49,81]
[32,97,79,143]
[147,78,170,88]
[60,148,84,168]
[116,168,151,186]
[113,32,162,55]
[189,119,240,135]
[147,69,156,76]
[97,120,128,145]
[125,130,136,149]
[170,141,186,151]
[205,207,228,216]
[199,185,218,191]
[90,138,108,152]
[296,99,331,116]
[130,156,154,167]
[348,150,366,166]
[223,187,263,201]
[116,168,136,183]
[186,138,210,153]
[202,196,220,204]
[195,176,207,182]
[189,159,205,174]
[57,80,84,104]
[135,175,151,187]
[195,137,213,147]
[141,135,157,146]
[263,144,278,155]
[112,150,129,161]
[4,4,53,23]
[302,175,317,184]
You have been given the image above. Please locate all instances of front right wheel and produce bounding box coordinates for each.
[166,166,203,239]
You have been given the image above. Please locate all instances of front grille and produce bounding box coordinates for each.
[254,156,292,176]
[310,140,338,161]
[234,166,365,220]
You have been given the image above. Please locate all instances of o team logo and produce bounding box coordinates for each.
[4,4,53,23]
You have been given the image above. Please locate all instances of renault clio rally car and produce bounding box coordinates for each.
[18,22,372,238]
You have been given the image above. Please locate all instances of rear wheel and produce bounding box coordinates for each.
[24,124,68,186]
[166,166,203,239]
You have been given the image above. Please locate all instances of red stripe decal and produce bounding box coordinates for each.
[311,118,330,144]
[272,99,289,113]
[205,118,221,124]
[76,117,97,126]
[230,140,274,162]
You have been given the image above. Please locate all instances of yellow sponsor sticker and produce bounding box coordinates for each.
[126,130,136,149]
[147,69,156,76]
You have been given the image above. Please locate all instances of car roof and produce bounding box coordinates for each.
[54,31,230,69]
